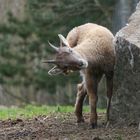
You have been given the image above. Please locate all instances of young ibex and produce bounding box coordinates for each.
[44,23,115,128]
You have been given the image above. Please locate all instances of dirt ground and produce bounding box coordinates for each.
[0,113,139,140]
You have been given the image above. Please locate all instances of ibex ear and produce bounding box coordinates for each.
[58,34,70,47]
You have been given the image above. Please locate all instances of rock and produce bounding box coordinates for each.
[111,2,140,123]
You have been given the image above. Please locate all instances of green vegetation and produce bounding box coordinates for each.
[0,0,116,105]
[0,105,105,120]
[116,135,123,140]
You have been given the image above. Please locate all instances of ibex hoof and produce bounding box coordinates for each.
[90,123,97,129]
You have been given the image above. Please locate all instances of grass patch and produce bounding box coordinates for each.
[0,105,105,120]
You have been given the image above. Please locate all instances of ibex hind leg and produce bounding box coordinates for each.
[75,83,87,123]
[105,71,114,127]
[84,73,102,129]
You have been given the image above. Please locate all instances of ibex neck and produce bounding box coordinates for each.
[73,46,87,60]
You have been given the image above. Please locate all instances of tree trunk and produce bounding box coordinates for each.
[113,0,139,34]
[111,2,140,124]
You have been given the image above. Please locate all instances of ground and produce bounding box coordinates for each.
[0,113,139,140]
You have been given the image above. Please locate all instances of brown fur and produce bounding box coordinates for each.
[67,23,115,71]
[66,23,115,128]
[47,23,115,128]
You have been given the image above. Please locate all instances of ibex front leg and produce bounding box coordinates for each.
[75,83,87,123]
[86,74,98,129]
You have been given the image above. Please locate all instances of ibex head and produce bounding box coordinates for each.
[43,34,88,75]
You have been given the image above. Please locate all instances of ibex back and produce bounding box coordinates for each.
[44,23,116,128]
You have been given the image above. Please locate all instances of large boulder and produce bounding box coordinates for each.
[111,2,140,123]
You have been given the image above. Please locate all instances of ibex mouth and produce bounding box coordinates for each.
[42,59,87,75]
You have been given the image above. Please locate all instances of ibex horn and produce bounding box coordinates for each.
[42,60,58,64]
[58,34,70,47]
[48,41,59,52]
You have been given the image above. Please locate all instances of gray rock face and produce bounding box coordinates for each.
[111,2,140,123]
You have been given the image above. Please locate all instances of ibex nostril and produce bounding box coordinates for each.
[79,61,83,66]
